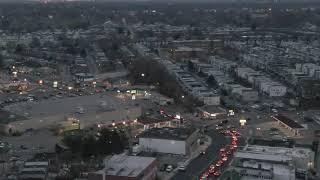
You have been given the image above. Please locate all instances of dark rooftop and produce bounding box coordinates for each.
[137,116,172,125]
[138,127,197,141]
[248,137,295,148]
[272,115,304,129]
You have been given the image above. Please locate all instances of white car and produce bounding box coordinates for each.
[166,165,173,172]
[178,165,186,171]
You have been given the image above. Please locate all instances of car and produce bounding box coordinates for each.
[220,153,227,157]
[232,141,237,145]
[209,166,216,174]
[213,171,221,177]
[216,160,223,167]
[165,165,173,172]
[201,172,209,179]
[219,148,226,153]
[178,165,186,172]
[222,156,228,161]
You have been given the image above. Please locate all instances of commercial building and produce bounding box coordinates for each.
[271,115,305,136]
[197,105,227,119]
[244,144,315,172]
[231,150,296,180]
[138,127,199,155]
[88,154,157,180]
[137,116,175,131]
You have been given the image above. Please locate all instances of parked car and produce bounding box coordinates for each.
[165,165,173,172]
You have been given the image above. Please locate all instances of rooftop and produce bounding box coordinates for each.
[198,105,226,113]
[138,127,197,141]
[235,151,292,163]
[137,116,172,125]
[272,115,304,129]
[245,145,314,159]
[105,154,156,177]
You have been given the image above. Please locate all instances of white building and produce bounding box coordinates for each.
[259,81,287,97]
[89,154,157,180]
[232,151,296,180]
[244,145,315,172]
[138,127,199,155]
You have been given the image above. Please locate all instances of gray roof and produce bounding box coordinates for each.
[138,127,197,141]
[105,154,156,177]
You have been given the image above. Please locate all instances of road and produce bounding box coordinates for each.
[172,130,228,180]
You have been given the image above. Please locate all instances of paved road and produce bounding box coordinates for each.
[172,130,228,180]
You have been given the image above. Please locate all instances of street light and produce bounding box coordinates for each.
[141,73,145,77]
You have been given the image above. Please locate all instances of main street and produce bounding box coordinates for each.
[172,130,228,180]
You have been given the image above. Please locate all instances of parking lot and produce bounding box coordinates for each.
[3,92,142,132]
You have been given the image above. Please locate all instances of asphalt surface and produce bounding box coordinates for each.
[172,130,228,180]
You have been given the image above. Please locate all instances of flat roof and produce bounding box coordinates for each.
[235,151,292,163]
[105,154,156,177]
[198,106,226,113]
[272,115,304,129]
[137,116,172,125]
[138,127,197,141]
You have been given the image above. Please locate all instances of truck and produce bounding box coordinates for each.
[132,145,142,156]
